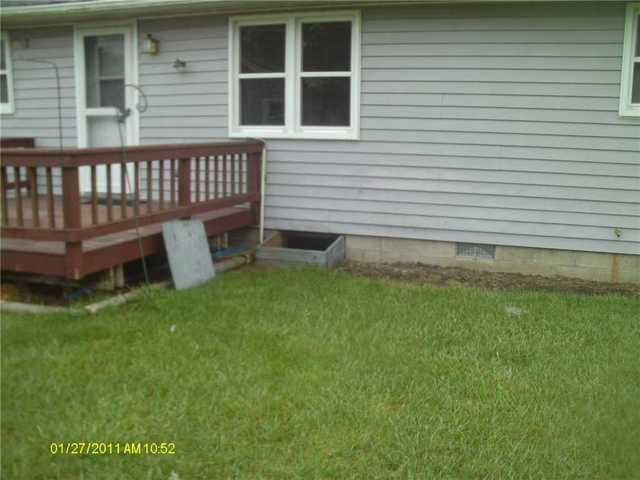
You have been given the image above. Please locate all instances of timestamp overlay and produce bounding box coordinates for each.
[49,442,176,456]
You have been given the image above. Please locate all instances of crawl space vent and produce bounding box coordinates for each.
[456,242,496,260]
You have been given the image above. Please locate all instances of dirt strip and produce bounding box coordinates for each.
[342,261,640,297]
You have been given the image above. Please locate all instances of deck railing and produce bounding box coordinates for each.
[1,141,263,277]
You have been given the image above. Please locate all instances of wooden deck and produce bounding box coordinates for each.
[1,140,263,280]
[1,195,254,279]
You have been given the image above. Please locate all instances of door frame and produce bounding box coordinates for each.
[73,20,140,149]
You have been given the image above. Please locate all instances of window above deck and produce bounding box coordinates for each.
[228,11,361,140]
[1,32,15,115]
[620,3,640,117]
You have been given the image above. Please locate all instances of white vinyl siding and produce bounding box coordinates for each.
[0,3,638,258]
[136,4,639,256]
[0,27,76,146]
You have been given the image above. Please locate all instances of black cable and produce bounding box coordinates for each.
[116,84,150,285]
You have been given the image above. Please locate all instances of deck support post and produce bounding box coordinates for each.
[247,152,262,225]
[62,166,83,280]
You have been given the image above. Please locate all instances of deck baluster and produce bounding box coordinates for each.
[170,159,176,206]
[223,155,228,198]
[134,162,140,217]
[106,164,113,222]
[159,159,165,210]
[120,164,127,219]
[205,156,210,200]
[195,157,201,202]
[214,156,219,199]
[178,157,191,210]
[90,165,98,225]
[14,167,24,227]
[146,160,153,213]
[46,167,56,228]
[1,167,8,226]
[28,167,39,227]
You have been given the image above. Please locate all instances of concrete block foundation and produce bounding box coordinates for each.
[346,235,639,284]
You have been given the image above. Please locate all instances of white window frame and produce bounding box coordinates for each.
[619,3,640,117]
[1,31,15,115]
[228,10,361,140]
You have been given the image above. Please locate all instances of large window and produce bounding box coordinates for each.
[1,32,14,115]
[229,11,360,139]
[620,3,640,117]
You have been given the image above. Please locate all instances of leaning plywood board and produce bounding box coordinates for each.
[162,219,215,290]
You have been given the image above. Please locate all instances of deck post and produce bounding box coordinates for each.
[247,152,262,224]
[178,157,191,218]
[62,165,83,280]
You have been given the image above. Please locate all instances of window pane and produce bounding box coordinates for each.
[632,62,640,103]
[302,22,351,72]
[1,40,6,71]
[302,77,350,126]
[636,16,640,56]
[240,24,285,73]
[0,74,7,103]
[100,79,125,111]
[85,35,125,109]
[240,78,285,125]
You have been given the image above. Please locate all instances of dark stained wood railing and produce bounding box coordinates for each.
[0,141,263,278]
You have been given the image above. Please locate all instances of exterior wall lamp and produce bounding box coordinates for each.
[142,34,159,55]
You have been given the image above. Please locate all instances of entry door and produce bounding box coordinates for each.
[76,25,136,194]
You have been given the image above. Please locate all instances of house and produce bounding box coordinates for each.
[0,0,639,284]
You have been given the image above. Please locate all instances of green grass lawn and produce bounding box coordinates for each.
[2,268,639,479]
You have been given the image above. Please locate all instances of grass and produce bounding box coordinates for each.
[2,267,639,479]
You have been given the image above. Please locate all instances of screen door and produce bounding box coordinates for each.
[76,26,136,194]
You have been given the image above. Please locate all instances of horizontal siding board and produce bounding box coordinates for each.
[363,17,624,32]
[265,207,638,244]
[269,140,640,164]
[139,127,227,138]
[139,48,226,64]
[362,93,619,111]
[140,81,226,96]
[362,43,622,58]
[361,130,639,152]
[267,161,639,190]
[363,68,620,84]
[266,195,640,230]
[267,184,638,217]
[139,60,226,75]
[361,117,640,139]
[359,105,632,125]
[269,140,638,164]
[267,173,639,204]
[363,56,622,71]
[266,150,640,178]
[363,3,622,19]
[363,30,624,44]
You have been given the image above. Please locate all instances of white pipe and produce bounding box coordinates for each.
[259,143,267,244]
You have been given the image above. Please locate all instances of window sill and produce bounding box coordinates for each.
[618,106,640,117]
[229,128,359,141]
[0,104,15,115]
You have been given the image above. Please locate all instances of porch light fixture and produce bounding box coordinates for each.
[142,33,158,55]
[173,58,187,71]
